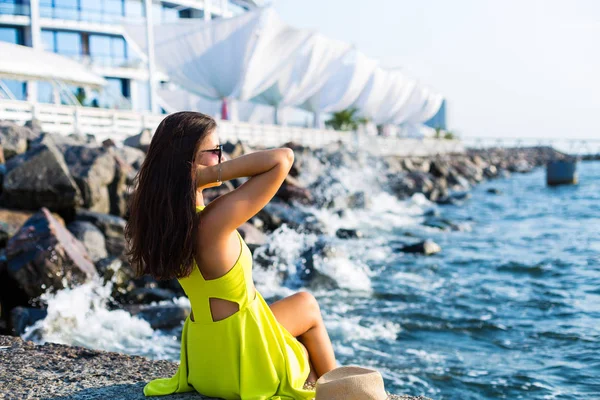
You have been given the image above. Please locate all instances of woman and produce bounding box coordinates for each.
[125,111,337,399]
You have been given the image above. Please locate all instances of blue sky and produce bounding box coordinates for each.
[274,0,600,140]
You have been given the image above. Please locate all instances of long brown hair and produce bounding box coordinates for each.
[125,111,216,280]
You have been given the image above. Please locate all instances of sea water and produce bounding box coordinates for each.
[24,160,600,399]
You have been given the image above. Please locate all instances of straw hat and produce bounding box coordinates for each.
[314,365,390,400]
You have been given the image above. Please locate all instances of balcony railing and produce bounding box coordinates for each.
[39,5,144,24]
[0,99,466,157]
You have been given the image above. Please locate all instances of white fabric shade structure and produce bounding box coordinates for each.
[124,5,444,125]
[0,42,107,88]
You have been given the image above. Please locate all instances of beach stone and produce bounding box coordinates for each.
[95,257,135,299]
[124,128,152,153]
[277,175,312,204]
[348,191,370,209]
[107,151,132,217]
[336,228,362,239]
[0,135,82,212]
[237,222,266,249]
[111,145,145,171]
[126,288,177,304]
[0,335,428,400]
[0,121,39,159]
[125,304,189,330]
[64,145,116,214]
[67,221,108,262]
[9,306,47,336]
[399,239,442,256]
[423,216,461,231]
[75,210,127,259]
[4,208,97,299]
[436,191,472,205]
[258,200,324,234]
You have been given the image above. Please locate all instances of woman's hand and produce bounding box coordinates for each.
[195,163,223,190]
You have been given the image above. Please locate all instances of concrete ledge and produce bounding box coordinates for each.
[0,336,431,400]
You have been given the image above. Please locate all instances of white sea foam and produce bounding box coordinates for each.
[22,276,180,360]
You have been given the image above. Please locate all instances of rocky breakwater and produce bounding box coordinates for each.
[0,118,568,398]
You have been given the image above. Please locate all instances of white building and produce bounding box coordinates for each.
[0,0,257,111]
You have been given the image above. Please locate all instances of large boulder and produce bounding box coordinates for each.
[4,208,97,299]
[63,145,116,214]
[66,221,108,262]
[0,121,40,159]
[123,128,152,153]
[276,175,313,204]
[0,135,82,212]
[74,210,126,259]
[107,151,131,217]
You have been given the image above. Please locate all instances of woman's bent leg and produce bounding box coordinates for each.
[269,291,337,378]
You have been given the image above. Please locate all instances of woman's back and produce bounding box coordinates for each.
[143,205,316,399]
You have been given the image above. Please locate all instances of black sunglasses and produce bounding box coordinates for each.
[199,144,223,163]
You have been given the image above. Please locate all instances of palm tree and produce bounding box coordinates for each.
[325,108,368,131]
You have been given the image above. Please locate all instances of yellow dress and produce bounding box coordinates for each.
[144,204,316,400]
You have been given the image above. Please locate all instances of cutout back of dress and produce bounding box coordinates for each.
[178,204,256,325]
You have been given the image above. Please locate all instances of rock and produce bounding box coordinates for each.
[126,288,177,304]
[4,208,97,299]
[277,175,312,204]
[95,257,135,297]
[67,221,108,262]
[389,171,435,199]
[237,222,266,250]
[0,121,39,159]
[258,201,324,234]
[0,135,82,212]
[10,306,47,336]
[63,145,116,214]
[107,151,131,217]
[399,239,442,256]
[125,304,189,330]
[348,191,370,209]
[423,217,461,231]
[23,118,43,137]
[429,159,451,178]
[436,191,472,205]
[102,138,116,148]
[336,228,362,239]
[486,188,502,195]
[123,128,152,152]
[75,210,126,259]
[111,145,145,171]
[226,140,255,158]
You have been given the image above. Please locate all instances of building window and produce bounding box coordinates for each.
[89,34,129,67]
[0,26,24,44]
[0,0,30,16]
[124,0,143,19]
[40,30,82,59]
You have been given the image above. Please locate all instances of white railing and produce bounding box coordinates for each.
[0,99,464,157]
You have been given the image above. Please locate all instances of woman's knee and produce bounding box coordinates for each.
[296,291,321,323]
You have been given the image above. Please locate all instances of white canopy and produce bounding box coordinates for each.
[124,7,310,101]
[0,42,107,88]
[301,50,378,113]
[124,5,444,126]
[251,33,353,108]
